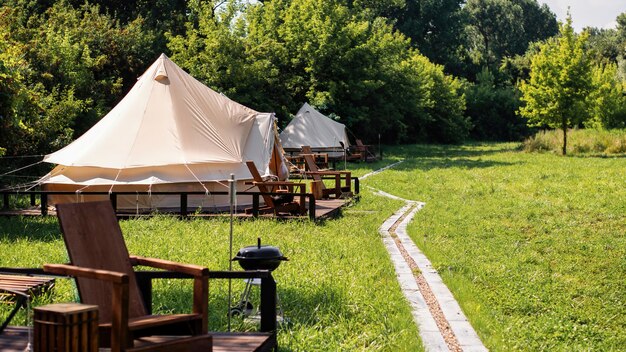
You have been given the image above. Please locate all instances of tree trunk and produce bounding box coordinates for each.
[562,123,567,155]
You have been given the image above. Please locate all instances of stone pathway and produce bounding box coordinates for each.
[362,163,488,352]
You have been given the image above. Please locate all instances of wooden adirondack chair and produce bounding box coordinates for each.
[301,154,352,199]
[353,139,376,162]
[245,161,306,216]
[43,201,211,351]
[299,146,329,170]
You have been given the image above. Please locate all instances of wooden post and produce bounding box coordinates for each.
[354,177,359,195]
[252,194,259,217]
[2,192,8,210]
[41,193,48,216]
[308,196,315,221]
[260,274,277,333]
[31,193,36,206]
[109,193,117,212]
[180,193,188,218]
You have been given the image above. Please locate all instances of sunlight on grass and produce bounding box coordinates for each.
[365,143,626,351]
[0,190,422,351]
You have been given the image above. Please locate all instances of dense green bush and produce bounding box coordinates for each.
[523,129,626,155]
[0,1,155,158]
[465,68,531,141]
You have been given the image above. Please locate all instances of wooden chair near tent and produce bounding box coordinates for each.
[351,139,376,162]
[338,141,364,162]
[299,146,329,170]
[245,161,306,216]
[301,154,352,199]
[43,200,212,351]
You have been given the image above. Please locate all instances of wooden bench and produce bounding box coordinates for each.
[0,274,55,333]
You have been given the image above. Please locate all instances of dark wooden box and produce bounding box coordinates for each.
[34,303,98,352]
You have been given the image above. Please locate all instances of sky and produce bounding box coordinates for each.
[539,0,626,31]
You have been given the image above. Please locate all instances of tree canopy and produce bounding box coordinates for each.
[518,15,592,155]
[0,0,624,169]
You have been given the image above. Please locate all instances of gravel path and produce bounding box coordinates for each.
[363,162,487,351]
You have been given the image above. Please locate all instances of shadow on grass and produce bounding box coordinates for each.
[346,143,522,173]
[390,143,521,159]
[0,216,61,243]
[394,157,519,171]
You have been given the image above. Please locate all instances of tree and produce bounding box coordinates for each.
[464,0,525,67]
[371,0,467,74]
[169,0,469,144]
[465,68,531,141]
[586,63,626,129]
[464,0,558,71]
[518,15,592,155]
[0,1,155,158]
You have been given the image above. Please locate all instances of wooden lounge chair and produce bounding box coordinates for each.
[352,139,376,162]
[43,200,211,351]
[300,146,329,170]
[338,141,363,162]
[301,154,352,199]
[245,161,306,216]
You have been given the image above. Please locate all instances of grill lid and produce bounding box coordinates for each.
[233,238,288,260]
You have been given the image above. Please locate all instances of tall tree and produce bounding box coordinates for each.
[464,0,557,69]
[0,1,154,158]
[168,0,469,144]
[518,15,592,155]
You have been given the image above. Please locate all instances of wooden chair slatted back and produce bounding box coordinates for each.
[302,154,328,191]
[56,201,147,324]
[245,161,277,208]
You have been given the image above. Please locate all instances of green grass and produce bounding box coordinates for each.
[365,143,626,351]
[2,143,624,351]
[0,190,422,351]
[523,128,626,155]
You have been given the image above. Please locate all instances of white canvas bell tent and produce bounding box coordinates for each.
[39,54,288,210]
[279,103,350,157]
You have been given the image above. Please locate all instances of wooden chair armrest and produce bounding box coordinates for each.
[304,171,351,176]
[253,181,303,186]
[44,264,128,284]
[129,256,208,277]
[131,256,209,333]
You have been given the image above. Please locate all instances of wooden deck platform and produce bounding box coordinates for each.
[0,197,352,221]
[0,327,275,352]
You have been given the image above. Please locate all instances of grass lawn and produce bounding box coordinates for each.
[1,142,624,351]
[365,143,626,351]
[0,188,421,351]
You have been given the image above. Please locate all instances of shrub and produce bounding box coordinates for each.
[523,128,626,155]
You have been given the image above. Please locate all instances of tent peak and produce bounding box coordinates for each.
[154,54,169,81]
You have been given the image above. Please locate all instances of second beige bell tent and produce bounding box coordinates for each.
[279,103,350,157]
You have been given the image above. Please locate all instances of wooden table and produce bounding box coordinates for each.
[0,274,55,333]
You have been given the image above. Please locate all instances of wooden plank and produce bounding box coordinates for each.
[0,328,274,352]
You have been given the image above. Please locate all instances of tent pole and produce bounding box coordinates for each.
[227,173,235,331]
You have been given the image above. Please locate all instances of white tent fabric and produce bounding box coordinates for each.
[40,54,283,209]
[279,103,350,151]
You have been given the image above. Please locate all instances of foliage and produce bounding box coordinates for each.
[518,15,592,154]
[586,63,626,129]
[463,0,557,70]
[464,68,531,141]
[365,143,626,351]
[523,128,626,155]
[168,0,468,144]
[358,0,467,74]
[0,1,155,159]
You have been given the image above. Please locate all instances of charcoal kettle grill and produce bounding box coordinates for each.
[229,238,287,318]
